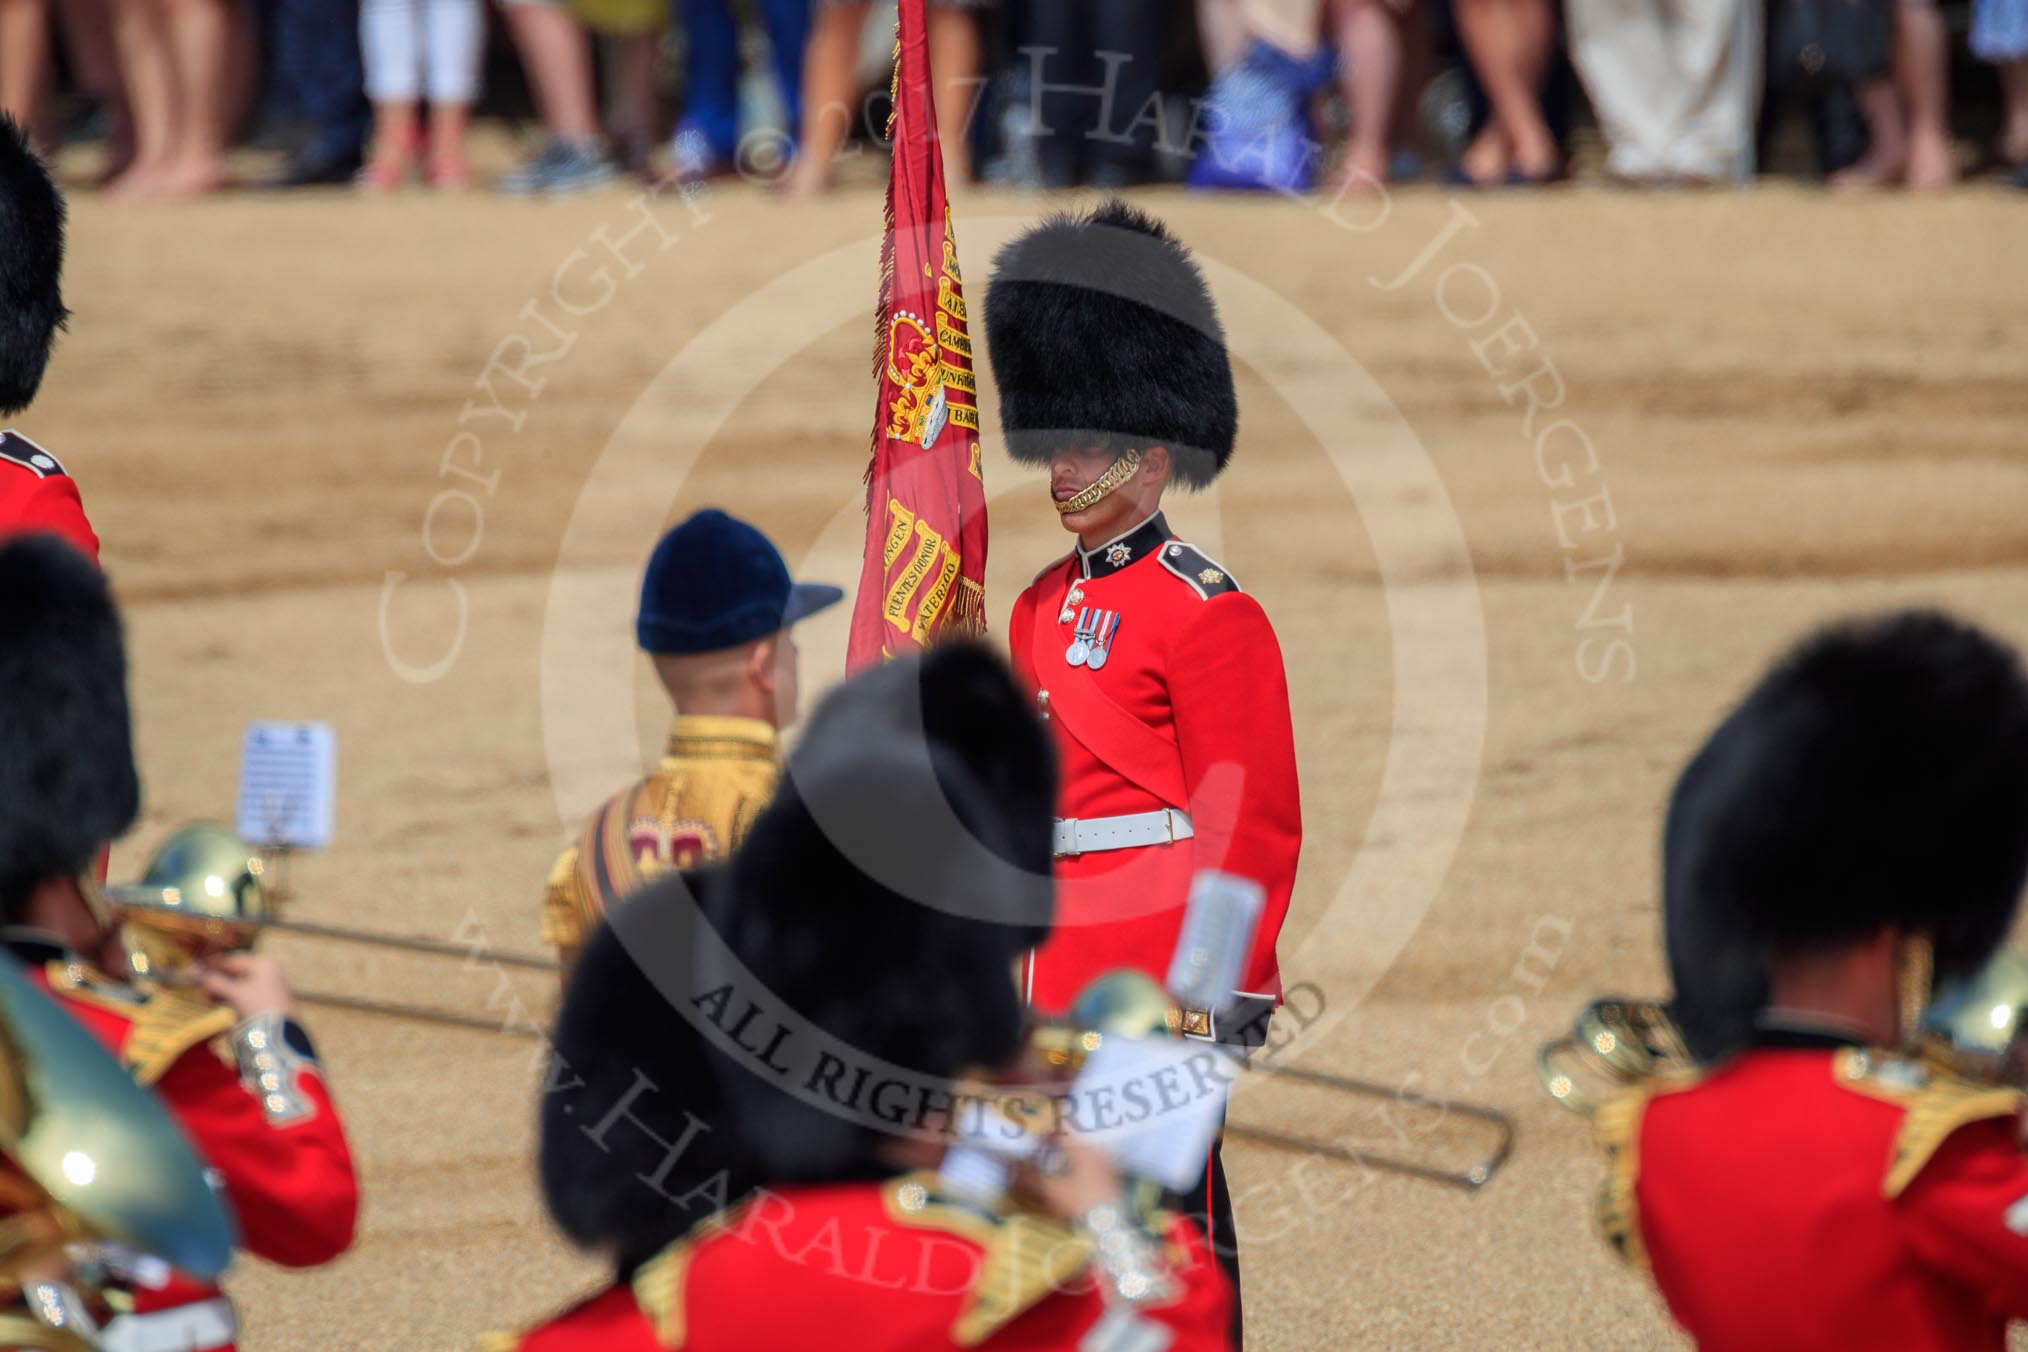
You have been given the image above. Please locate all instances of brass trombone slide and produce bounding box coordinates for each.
[1229,1062,1516,1191]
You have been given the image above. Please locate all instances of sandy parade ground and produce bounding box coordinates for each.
[28,155,2027,1348]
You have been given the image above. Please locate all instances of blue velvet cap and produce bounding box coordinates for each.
[635,509,844,655]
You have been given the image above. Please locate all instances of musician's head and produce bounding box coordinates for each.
[0,535,136,967]
[1668,610,2028,1047]
[985,199,1236,548]
[635,508,842,729]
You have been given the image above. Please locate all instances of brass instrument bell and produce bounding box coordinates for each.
[106,824,270,979]
[1030,970,1182,1072]
[1538,997,1693,1116]
[1920,949,2028,1086]
[0,952,236,1283]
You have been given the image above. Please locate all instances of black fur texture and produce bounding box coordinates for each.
[0,536,137,916]
[984,199,1236,489]
[538,869,751,1276]
[0,117,68,417]
[709,643,1057,1183]
[1667,610,2028,989]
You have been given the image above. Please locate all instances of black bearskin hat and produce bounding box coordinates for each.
[539,869,751,1276]
[0,536,137,917]
[708,643,1057,1184]
[984,199,1236,490]
[1668,610,2028,991]
[0,117,68,417]
[1662,744,1770,1064]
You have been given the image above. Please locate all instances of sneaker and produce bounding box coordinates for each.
[670,126,730,184]
[497,138,617,198]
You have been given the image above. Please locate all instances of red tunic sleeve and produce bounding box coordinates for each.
[153,1020,360,1268]
[1895,1115,2028,1319]
[1166,591,1302,997]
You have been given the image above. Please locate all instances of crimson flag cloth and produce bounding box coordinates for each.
[845,0,987,674]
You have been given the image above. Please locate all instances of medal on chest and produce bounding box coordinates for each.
[1064,607,1123,670]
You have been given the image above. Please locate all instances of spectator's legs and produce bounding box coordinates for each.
[1086,0,1164,186]
[0,0,51,141]
[752,0,808,142]
[1832,77,1908,187]
[2001,59,2028,165]
[1237,0,1321,55]
[158,0,229,192]
[783,1,865,195]
[1894,0,1953,188]
[1453,0,1558,181]
[423,0,479,183]
[271,0,371,183]
[675,0,739,163]
[928,5,982,183]
[1196,0,1248,73]
[57,0,134,177]
[1327,0,1410,190]
[502,3,601,140]
[107,0,175,195]
[1024,0,1092,186]
[361,0,423,187]
[606,30,665,173]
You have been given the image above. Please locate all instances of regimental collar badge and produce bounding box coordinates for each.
[1078,512,1170,580]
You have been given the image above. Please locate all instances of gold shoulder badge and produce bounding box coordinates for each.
[48,961,236,1086]
[1197,569,1224,586]
[631,1205,743,1348]
[1833,1049,2027,1198]
[883,1172,1095,1346]
[1590,1082,1665,1274]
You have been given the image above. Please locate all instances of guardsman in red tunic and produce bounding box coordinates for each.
[1594,610,2028,1349]
[0,536,357,1352]
[984,199,1301,1333]
[499,646,1235,1351]
[0,117,99,562]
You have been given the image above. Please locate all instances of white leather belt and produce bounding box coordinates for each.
[1053,809,1193,859]
[100,1297,238,1352]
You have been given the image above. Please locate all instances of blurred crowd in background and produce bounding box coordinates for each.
[0,0,2023,199]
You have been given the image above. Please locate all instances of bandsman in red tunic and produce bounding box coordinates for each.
[984,199,1301,1332]
[499,645,1234,1351]
[1595,611,2028,1349]
[0,536,357,1352]
[0,117,99,562]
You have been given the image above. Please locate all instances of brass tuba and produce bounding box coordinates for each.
[0,952,236,1348]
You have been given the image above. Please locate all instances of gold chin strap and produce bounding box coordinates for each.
[1897,932,1934,1052]
[1054,448,1142,515]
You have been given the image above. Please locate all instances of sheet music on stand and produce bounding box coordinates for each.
[236,722,337,850]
